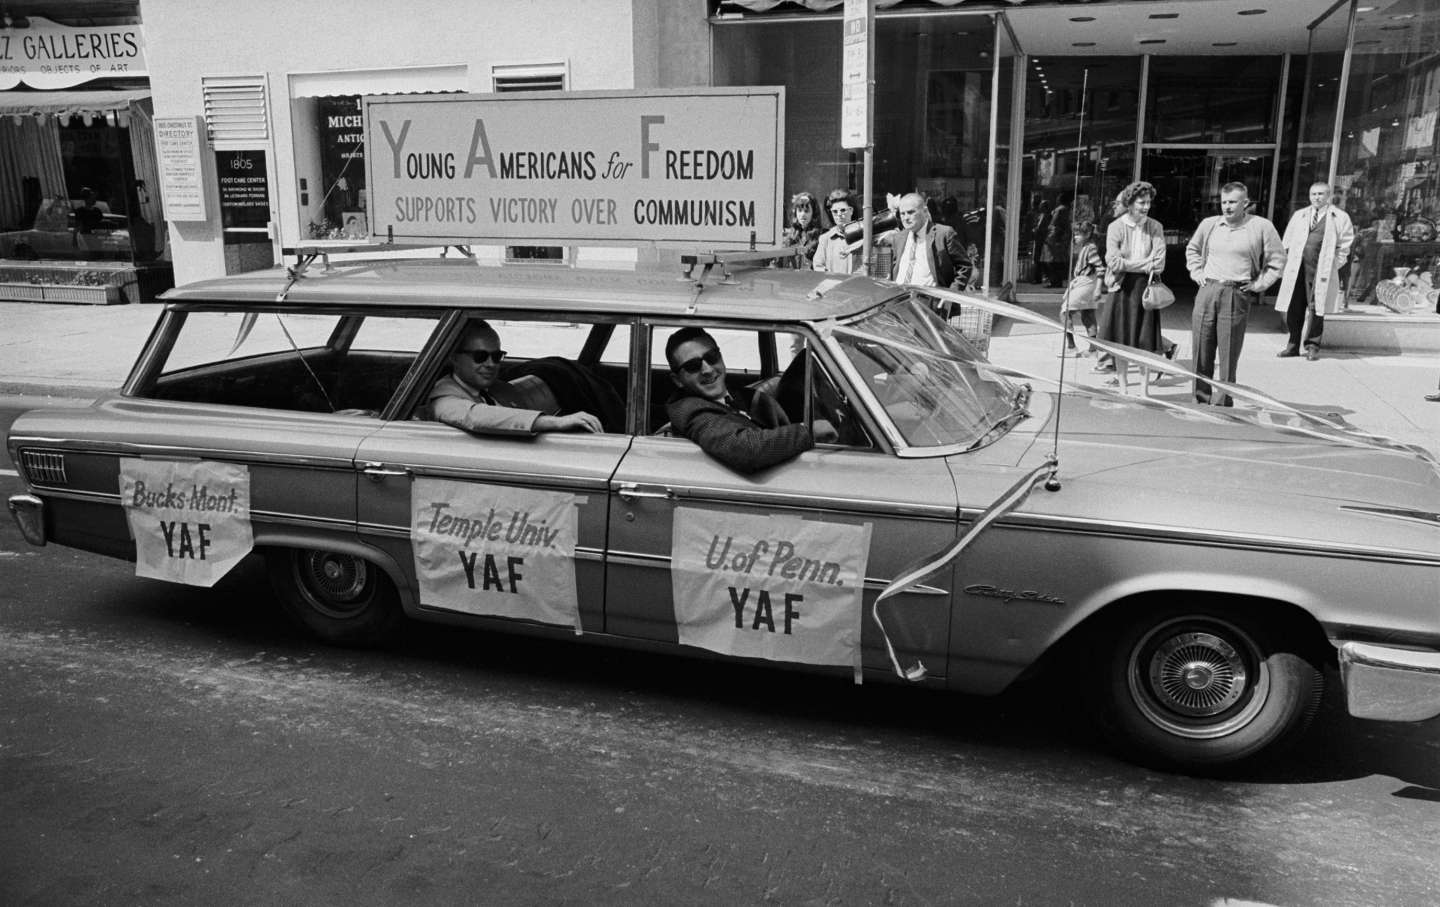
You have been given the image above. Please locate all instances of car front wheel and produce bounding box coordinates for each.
[1099,608,1324,772]
[265,547,403,646]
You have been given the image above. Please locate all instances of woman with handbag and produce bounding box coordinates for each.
[1096,181,1168,390]
[1061,222,1104,353]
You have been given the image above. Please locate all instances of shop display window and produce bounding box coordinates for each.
[1326,0,1440,311]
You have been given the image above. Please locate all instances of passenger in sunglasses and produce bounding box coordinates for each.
[664,327,835,474]
[428,320,603,435]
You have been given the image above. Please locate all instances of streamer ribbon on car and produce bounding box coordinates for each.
[872,455,1057,682]
[921,289,1440,470]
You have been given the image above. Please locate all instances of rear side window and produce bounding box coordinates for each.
[139,309,442,416]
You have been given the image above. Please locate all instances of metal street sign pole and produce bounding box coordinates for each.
[841,0,875,273]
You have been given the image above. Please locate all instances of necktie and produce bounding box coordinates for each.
[900,236,916,283]
[1312,208,1322,228]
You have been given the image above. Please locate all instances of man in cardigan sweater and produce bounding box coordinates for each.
[664,327,835,474]
[1184,182,1287,406]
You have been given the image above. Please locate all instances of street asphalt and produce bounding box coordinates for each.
[0,292,1436,453]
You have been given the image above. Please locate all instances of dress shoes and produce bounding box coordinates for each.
[1276,346,1300,358]
[1425,392,1440,403]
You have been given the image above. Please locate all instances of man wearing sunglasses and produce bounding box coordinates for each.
[664,327,835,474]
[428,321,604,435]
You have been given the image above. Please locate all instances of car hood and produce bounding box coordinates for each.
[965,391,1440,552]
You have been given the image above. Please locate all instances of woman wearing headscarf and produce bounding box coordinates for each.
[780,191,822,269]
[812,188,862,274]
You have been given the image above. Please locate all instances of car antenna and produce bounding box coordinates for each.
[1046,66,1091,491]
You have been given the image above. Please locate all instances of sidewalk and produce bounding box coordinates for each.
[1,296,1436,453]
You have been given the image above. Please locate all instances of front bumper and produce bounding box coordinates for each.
[7,494,46,547]
[1339,641,1440,721]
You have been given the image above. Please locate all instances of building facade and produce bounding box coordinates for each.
[1,0,1435,322]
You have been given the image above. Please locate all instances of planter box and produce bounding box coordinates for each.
[0,281,123,305]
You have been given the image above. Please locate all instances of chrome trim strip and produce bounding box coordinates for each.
[408,465,611,490]
[1338,505,1440,528]
[7,437,356,471]
[667,487,957,522]
[251,510,357,532]
[988,511,1440,566]
[607,549,946,594]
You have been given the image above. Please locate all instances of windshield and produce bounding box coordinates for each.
[832,293,1022,450]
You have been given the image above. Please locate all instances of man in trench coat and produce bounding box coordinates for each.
[1274,181,1355,360]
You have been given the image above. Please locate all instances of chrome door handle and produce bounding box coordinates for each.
[360,462,411,480]
[616,482,674,503]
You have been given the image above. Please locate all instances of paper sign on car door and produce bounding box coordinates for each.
[671,507,872,666]
[411,479,581,631]
[119,458,253,587]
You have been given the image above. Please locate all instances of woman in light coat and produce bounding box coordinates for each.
[1274,181,1354,359]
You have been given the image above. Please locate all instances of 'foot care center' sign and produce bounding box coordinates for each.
[363,88,784,246]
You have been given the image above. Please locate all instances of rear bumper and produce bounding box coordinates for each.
[7,494,46,547]
[1338,641,1440,721]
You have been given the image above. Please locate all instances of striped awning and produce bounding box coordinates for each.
[0,88,151,118]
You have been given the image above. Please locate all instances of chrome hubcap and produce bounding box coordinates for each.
[297,550,370,617]
[1127,618,1269,740]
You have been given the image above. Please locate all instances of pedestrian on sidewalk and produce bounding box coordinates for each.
[1061,221,1103,352]
[1185,182,1286,406]
[1275,181,1354,361]
[813,188,862,274]
[1096,181,1166,390]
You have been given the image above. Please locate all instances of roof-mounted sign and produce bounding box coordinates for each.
[363,88,784,246]
[0,16,148,89]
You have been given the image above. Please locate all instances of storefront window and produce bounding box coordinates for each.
[1331,0,1440,309]
[1016,56,1139,287]
[712,14,997,260]
[290,94,368,241]
[1144,56,1282,144]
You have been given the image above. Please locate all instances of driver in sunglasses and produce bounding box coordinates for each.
[428,320,604,435]
[664,327,835,474]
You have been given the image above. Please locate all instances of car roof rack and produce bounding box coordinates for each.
[679,245,802,287]
[274,241,476,302]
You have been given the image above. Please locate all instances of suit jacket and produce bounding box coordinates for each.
[883,223,967,289]
[665,391,813,474]
[426,372,549,436]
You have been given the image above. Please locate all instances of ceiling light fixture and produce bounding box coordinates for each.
[1237,9,1267,15]
[1072,42,1097,47]
[1149,13,1179,19]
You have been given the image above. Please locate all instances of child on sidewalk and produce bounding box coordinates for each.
[1061,222,1104,353]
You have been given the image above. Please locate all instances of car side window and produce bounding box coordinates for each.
[140,309,442,416]
[647,324,868,447]
[423,316,631,433]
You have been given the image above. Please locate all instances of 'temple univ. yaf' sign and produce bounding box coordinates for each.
[363,88,784,246]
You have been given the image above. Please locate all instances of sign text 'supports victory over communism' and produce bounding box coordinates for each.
[363,88,784,246]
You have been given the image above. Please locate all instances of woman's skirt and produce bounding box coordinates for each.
[1096,270,1163,353]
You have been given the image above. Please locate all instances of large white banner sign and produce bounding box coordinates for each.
[671,508,872,667]
[411,479,580,630]
[364,89,784,245]
[118,459,252,587]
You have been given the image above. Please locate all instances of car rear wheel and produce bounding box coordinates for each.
[1098,607,1324,772]
[265,547,403,646]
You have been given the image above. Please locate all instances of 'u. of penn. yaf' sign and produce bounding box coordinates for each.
[363,88,784,246]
